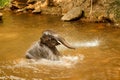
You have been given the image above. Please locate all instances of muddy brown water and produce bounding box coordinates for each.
[0,12,120,80]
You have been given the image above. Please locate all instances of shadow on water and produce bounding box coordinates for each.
[0,12,120,80]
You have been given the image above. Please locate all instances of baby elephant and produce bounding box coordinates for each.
[25,30,75,60]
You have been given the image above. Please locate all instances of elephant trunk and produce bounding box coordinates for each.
[57,36,75,49]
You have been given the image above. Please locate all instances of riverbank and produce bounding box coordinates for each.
[7,0,119,22]
[0,0,120,28]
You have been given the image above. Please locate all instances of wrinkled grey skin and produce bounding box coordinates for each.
[25,30,75,60]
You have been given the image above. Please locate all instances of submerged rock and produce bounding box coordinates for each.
[61,7,83,21]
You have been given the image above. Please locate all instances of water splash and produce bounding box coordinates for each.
[0,54,84,79]
[15,54,84,68]
[74,40,100,48]
[58,39,100,51]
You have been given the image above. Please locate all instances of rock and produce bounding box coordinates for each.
[32,7,41,14]
[0,13,3,20]
[41,7,62,15]
[97,15,114,23]
[61,7,83,21]
[16,8,27,13]
[10,1,26,10]
[26,4,35,10]
[40,0,49,8]
[27,0,37,4]
[10,4,19,10]
[32,1,41,14]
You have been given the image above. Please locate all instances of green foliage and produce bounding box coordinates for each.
[0,0,10,8]
[107,0,120,21]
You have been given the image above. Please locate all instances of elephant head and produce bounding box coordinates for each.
[40,30,75,49]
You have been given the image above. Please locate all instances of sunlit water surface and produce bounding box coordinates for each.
[0,12,120,80]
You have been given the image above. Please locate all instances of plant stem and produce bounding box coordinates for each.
[89,0,93,19]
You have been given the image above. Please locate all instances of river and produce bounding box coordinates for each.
[0,12,120,80]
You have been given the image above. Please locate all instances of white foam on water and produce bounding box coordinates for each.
[14,54,84,68]
[0,55,84,79]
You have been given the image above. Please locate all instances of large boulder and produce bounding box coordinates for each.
[61,7,83,21]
